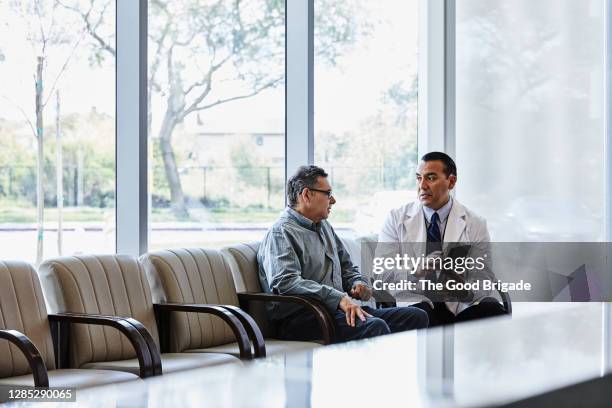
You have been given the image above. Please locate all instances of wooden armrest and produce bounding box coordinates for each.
[219,305,266,358]
[119,317,163,375]
[48,313,155,378]
[371,284,398,309]
[237,292,336,345]
[498,290,512,315]
[154,303,252,360]
[0,329,49,387]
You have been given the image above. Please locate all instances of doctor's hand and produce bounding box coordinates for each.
[339,296,373,327]
[350,282,372,301]
[412,250,443,278]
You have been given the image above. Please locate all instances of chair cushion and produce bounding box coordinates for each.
[220,243,262,293]
[221,243,276,337]
[81,352,240,375]
[39,255,160,370]
[0,261,56,377]
[184,339,321,358]
[141,248,239,352]
[0,368,139,388]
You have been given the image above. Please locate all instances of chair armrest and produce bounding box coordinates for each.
[375,300,398,309]
[0,330,49,387]
[498,290,512,315]
[48,313,155,378]
[237,292,336,345]
[119,317,163,375]
[219,305,266,358]
[371,284,398,309]
[153,303,252,360]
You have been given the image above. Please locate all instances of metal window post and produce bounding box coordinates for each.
[285,0,314,196]
[603,0,612,377]
[418,0,455,158]
[116,0,148,256]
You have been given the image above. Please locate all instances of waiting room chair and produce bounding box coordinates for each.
[39,255,244,377]
[142,247,322,358]
[221,242,337,344]
[0,260,142,388]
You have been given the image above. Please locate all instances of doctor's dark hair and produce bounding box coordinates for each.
[287,165,328,208]
[421,152,457,178]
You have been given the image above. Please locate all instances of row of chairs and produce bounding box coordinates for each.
[0,242,338,390]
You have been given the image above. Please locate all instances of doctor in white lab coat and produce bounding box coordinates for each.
[376,152,507,326]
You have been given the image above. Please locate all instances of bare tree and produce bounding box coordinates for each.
[4,0,87,264]
[55,90,63,255]
[65,0,363,219]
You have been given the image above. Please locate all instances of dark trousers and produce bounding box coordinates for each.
[277,305,429,343]
[412,297,507,327]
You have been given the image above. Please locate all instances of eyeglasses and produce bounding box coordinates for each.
[308,188,334,199]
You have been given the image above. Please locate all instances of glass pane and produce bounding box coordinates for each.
[148,0,286,250]
[314,0,419,236]
[456,0,605,242]
[0,0,116,263]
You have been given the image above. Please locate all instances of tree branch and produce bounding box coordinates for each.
[58,0,116,57]
[0,95,37,139]
[184,53,231,96]
[34,0,48,57]
[180,77,282,120]
[43,28,87,107]
[149,16,173,88]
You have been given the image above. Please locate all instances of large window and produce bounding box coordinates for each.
[1,0,609,261]
[456,0,605,242]
[314,0,419,236]
[147,0,285,250]
[0,0,116,264]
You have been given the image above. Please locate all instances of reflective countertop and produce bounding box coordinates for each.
[13,303,612,407]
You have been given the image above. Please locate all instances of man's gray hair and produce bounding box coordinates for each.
[287,165,328,208]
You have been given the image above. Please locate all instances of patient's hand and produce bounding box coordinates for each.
[339,296,373,327]
[350,282,372,301]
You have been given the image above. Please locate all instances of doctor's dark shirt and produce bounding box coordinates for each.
[257,207,367,321]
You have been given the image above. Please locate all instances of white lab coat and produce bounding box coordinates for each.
[376,199,494,314]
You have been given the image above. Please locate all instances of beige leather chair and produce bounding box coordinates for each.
[39,255,242,376]
[221,242,337,345]
[142,248,321,357]
[0,260,139,388]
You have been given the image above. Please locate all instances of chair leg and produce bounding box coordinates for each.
[155,308,171,353]
[50,319,71,369]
